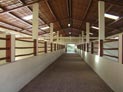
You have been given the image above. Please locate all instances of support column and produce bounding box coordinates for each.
[6,35,15,62]
[86,22,90,52]
[60,34,62,44]
[119,34,123,64]
[32,3,39,39]
[86,22,90,43]
[98,1,105,56]
[44,41,47,53]
[54,43,56,51]
[56,31,59,50]
[50,23,53,43]
[51,43,53,52]
[34,39,38,56]
[81,31,84,44]
[79,34,81,43]
[91,42,94,54]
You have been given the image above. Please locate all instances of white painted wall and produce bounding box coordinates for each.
[0,49,64,92]
[78,49,123,92]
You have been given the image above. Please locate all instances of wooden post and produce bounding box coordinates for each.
[86,43,89,52]
[99,40,103,56]
[34,39,38,56]
[44,41,47,53]
[84,44,86,51]
[119,34,123,64]
[57,44,59,50]
[91,42,94,54]
[32,3,39,39]
[6,35,11,62]
[82,44,84,51]
[6,35,15,62]
[54,43,56,51]
[51,43,53,52]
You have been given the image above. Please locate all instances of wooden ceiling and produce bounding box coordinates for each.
[0,0,123,37]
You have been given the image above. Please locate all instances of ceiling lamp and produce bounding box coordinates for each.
[104,13,119,20]
[68,23,71,27]
[91,26,99,30]
[89,33,93,35]
[69,32,71,34]
[41,26,49,30]
[23,15,33,20]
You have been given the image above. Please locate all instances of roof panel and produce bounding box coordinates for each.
[0,0,23,9]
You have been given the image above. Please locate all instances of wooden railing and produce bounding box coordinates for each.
[77,39,119,60]
[93,41,98,55]
[0,36,9,62]
[0,35,65,63]
[38,40,45,54]
[15,38,34,58]
[103,39,119,59]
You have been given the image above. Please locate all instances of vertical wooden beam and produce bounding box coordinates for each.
[86,43,89,52]
[32,3,39,39]
[98,1,105,40]
[81,31,84,44]
[51,43,53,52]
[91,42,94,54]
[84,44,86,51]
[57,44,59,50]
[50,23,53,43]
[98,1,105,57]
[86,22,90,43]
[54,43,56,51]
[56,31,59,50]
[99,40,103,56]
[6,35,11,62]
[119,34,123,64]
[6,35,15,62]
[34,39,38,56]
[44,41,47,53]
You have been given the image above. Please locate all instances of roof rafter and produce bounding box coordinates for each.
[0,25,31,36]
[0,0,44,14]
[45,0,65,35]
[79,0,93,29]
[0,5,32,34]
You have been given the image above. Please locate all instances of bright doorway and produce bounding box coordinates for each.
[67,44,76,53]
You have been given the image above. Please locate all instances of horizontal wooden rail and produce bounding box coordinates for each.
[38,47,44,48]
[103,48,118,50]
[0,37,7,40]
[93,51,98,53]
[94,47,98,49]
[38,51,44,53]
[15,47,34,49]
[0,47,9,50]
[15,53,34,57]
[38,41,44,44]
[15,39,33,43]
[104,39,118,43]
[103,54,118,59]
[0,57,8,61]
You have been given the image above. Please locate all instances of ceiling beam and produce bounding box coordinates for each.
[0,0,45,14]
[22,3,47,34]
[45,0,65,35]
[0,6,32,35]
[93,4,113,24]
[0,4,32,26]
[0,25,31,36]
[79,0,93,29]
[104,0,123,7]
[107,17,123,26]
[67,0,73,35]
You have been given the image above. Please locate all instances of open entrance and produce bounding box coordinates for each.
[66,44,76,53]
